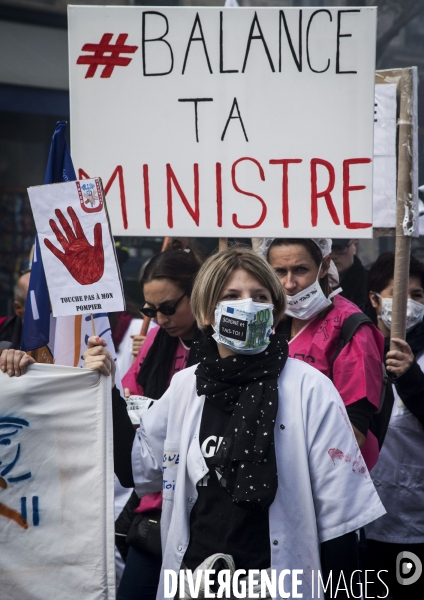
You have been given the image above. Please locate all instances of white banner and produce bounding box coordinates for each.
[28,178,125,317]
[0,364,115,600]
[69,6,377,238]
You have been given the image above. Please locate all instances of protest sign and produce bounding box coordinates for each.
[28,178,125,317]
[69,6,377,238]
[373,68,419,235]
[373,83,397,229]
[371,67,419,344]
[0,364,115,600]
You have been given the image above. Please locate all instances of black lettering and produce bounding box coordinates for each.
[142,11,174,76]
[306,10,332,73]
[279,10,302,72]
[221,98,248,142]
[220,11,238,74]
[336,10,360,74]
[76,304,102,312]
[178,98,214,143]
[242,12,275,73]
[182,13,213,74]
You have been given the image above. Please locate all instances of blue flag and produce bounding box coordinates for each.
[21,122,77,351]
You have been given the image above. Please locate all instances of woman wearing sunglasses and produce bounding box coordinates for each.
[122,239,203,400]
[117,239,203,600]
[85,247,385,600]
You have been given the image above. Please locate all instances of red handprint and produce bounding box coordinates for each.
[44,206,104,285]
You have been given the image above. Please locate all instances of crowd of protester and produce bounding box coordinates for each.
[1,237,423,600]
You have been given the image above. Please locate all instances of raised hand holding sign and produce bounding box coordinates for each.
[28,177,124,317]
[44,206,104,285]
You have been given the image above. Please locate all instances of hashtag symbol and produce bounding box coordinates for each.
[77,33,138,79]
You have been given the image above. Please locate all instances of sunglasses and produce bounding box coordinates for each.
[140,293,186,318]
[331,241,354,256]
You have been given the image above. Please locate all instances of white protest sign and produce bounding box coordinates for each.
[69,6,377,238]
[0,364,115,600]
[28,178,125,317]
[373,83,397,228]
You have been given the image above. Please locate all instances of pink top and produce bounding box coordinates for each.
[122,326,191,396]
[288,295,384,470]
[134,491,162,513]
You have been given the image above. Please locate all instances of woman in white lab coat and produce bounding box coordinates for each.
[83,247,385,600]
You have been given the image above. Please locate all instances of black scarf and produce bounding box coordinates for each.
[137,326,202,399]
[195,334,288,510]
[381,319,424,358]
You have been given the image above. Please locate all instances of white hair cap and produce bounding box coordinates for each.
[257,237,339,287]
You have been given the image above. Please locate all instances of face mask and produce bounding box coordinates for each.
[284,264,337,321]
[377,295,424,332]
[212,298,274,355]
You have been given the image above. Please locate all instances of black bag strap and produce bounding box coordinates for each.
[332,312,393,449]
[333,312,374,363]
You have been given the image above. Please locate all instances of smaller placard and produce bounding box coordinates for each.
[28,178,125,317]
[373,83,397,228]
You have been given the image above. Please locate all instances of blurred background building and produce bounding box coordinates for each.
[1,0,424,313]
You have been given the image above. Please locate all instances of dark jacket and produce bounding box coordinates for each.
[0,315,22,349]
[339,255,368,308]
[388,320,424,428]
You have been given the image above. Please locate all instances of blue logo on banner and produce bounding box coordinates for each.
[0,417,40,529]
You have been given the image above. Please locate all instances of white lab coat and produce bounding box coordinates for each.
[132,358,385,600]
[366,351,424,544]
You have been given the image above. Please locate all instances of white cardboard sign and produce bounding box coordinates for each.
[373,83,397,228]
[28,178,125,317]
[0,364,115,600]
[69,6,377,238]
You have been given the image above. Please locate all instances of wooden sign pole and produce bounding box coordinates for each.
[390,68,414,350]
[219,238,228,252]
[90,314,97,337]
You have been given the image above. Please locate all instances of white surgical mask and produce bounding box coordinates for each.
[212,298,274,355]
[284,264,339,321]
[377,294,424,332]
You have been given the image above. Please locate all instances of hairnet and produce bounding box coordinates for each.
[257,238,339,287]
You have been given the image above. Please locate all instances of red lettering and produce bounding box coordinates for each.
[269,159,302,228]
[166,164,200,228]
[343,158,372,229]
[231,157,266,229]
[216,162,223,227]
[142,164,151,229]
[310,158,340,227]
[78,166,128,230]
